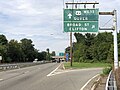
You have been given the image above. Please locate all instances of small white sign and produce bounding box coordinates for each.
[0,56,2,60]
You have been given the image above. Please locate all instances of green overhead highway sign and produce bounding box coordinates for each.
[64,9,99,32]
[59,53,64,56]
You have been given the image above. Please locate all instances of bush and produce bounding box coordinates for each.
[103,66,112,75]
[5,57,12,63]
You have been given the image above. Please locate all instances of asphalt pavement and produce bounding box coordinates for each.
[0,63,102,90]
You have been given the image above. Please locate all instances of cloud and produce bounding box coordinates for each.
[0,0,63,35]
[0,0,120,53]
[0,0,43,16]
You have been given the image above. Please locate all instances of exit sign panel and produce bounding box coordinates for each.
[64,21,98,32]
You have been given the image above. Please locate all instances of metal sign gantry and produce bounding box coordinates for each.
[99,10,119,69]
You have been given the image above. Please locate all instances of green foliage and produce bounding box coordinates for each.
[7,39,23,62]
[73,43,85,62]
[51,51,56,56]
[5,57,12,63]
[107,44,114,63]
[0,34,56,63]
[20,38,36,62]
[102,66,112,75]
[64,62,111,69]
[74,33,85,43]
[118,33,120,61]
[37,51,47,61]
[0,35,8,45]
[65,32,117,63]
[65,46,70,54]
[46,48,50,61]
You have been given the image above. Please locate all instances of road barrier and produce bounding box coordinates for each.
[105,70,117,90]
[0,64,19,70]
[0,61,48,70]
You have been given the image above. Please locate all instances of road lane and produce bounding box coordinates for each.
[0,63,102,90]
[37,68,102,90]
[0,63,59,90]
[0,63,58,81]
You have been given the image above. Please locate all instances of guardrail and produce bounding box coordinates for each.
[105,70,117,90]
[0,61,49,70]
[0,64,19,70]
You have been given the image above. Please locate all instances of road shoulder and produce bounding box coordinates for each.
[47,62,106,90]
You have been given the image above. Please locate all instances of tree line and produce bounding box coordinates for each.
[65,32,120,63]
[0,35,55,63]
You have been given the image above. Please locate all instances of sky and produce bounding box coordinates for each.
[0,0,120,54]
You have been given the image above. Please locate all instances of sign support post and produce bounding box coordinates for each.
[113,10,119,69]
[99,10,119,70]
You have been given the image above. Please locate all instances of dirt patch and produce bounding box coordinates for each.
[115,67,120,90]
[95,75,107,90]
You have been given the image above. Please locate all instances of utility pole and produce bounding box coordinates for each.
[69,0,74,67]
[70,32,72,67]
[65,1,73,67]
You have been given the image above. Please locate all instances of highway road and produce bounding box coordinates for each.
[0,63,102,90]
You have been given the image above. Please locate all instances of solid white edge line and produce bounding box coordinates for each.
[47,63,62,77]
[80,74,99,90]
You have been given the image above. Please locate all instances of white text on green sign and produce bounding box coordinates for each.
[64,21,98,32]
[64,9,99,21]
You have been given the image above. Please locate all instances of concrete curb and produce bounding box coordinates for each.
[91,76,101,90]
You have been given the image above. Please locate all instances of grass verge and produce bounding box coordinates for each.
[64,62,112,69]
